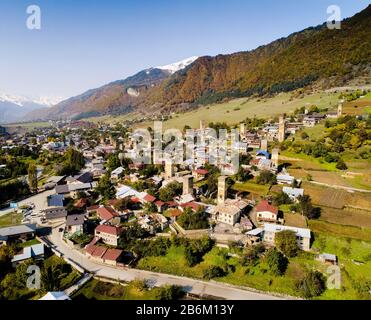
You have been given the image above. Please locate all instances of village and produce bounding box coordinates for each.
[0,98,355,300]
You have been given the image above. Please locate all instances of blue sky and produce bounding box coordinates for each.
[0,0,369,99]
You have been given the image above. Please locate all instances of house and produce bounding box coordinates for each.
[95,225,122,247]
[116,185,141,199]
[66,172,93,185]
[255,200,278,223]
[317,253,338,265]
[11,243,45,266]
[85,244,107,262]
[43,207,67,223]
[65,214,85,235]
[39,292,71,301]
[211,199,249,226]
[282,187,304,201]
[43,176,66,190]
[276,173,296,185]
[256,150,271,160]
[55,182,96,197]
[111,167,125,180]
[192,168,209,180]
[47,194,65,207]
[303,117,317,127]
[248,223,311,251]
[0,224,37,244]
[96,206,120,224]
[102,248,124,266]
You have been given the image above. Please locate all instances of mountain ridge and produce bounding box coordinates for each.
[23,5,371,121]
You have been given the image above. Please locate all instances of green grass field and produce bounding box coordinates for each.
[0,212,23,227]
[5,121,51,129]
[72,278,182,300]
[232,181,270,196]
[78,91,339,129]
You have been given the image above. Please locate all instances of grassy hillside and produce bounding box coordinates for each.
[94,91,339,129]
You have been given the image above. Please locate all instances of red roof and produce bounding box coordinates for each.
[75,198,87,208]
[155,200,165,207]
[195,169,209,175]
[251,159,260,166]
[95,224,122,236]
[96,206,119,221]
[87,205,99,211]
[166,201,178,207]
[131,197,141,203]
[85,244,96,255]
[102,248,123,261]
[143,194,156,203]
[180,202,201,211]
[107,199,120,207]
[86,245,107,258]
[255,200,278,215]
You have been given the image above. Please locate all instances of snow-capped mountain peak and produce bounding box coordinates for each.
[0,93,63,107]
[156,56,198,74]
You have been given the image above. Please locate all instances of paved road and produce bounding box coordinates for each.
[45,227,285,300]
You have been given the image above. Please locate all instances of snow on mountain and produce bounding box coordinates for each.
[156,56,199,74]
[0,93,63,107]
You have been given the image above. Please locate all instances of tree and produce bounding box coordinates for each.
[265,248,288,276]
[240,244,265,266]
[95,174,116,201]
[177,207,209,230]
[275,230,298,257]
[256,170,277,185]
[301,132,309,140]
[159,181,182,202]
[297,195,321,219]
[235,166,251,182]
[28,163,38,193]
[144,202,157,214]
[296,271,326,298]
[154,285,184,300]
[336,158,348,170]
[273,191,292,206]
[203,266,226,280]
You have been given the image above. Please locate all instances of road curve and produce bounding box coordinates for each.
[44,227,288,300]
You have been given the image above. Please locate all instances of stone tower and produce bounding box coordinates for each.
[240,123,246,137]
[271,148,279,168]
[217,176,227,204]
[337,100,344,117]
[200,120,206,130]
[183,175,194,195]
[278,116,286,143]
[260,139,268,151]
[165,162,174,180]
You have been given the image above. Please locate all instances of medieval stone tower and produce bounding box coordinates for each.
[183,175,194,195]
[200,120,206,130]
[271,148,279,168]
[278,116,286,143]
[260,139,268,151]
[164,162,174,180]
[337,100,344,117]
[217,176,227,204]
[240,123,246,137]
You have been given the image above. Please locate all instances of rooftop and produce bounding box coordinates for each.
[66,214,85,226]
[263,223,311,238]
